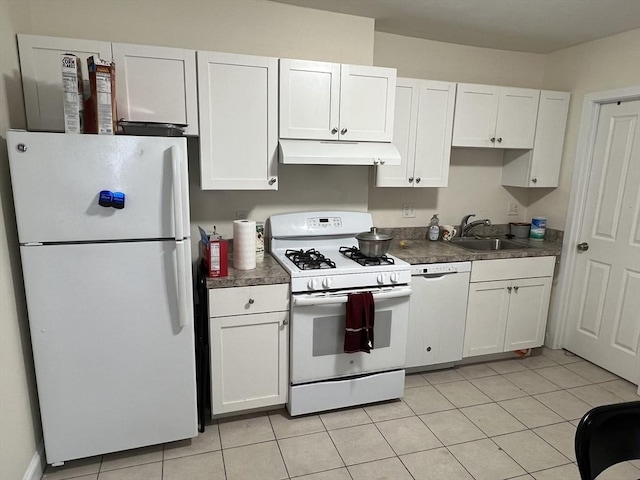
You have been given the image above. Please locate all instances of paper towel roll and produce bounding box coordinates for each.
[233,220,257,270]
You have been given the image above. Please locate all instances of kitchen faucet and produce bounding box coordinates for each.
[459,214,492,237]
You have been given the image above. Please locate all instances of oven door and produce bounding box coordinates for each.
[290,286,411,384]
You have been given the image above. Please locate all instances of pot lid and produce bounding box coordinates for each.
[356,227,392,241]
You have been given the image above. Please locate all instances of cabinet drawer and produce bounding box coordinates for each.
[471,256,555,282]
[209,284,289,317]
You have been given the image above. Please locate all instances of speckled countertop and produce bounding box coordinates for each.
[388,237,562,264]
[205,253,289,289]
[206,225,563,288]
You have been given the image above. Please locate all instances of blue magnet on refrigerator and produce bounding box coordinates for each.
[112,192,125,209]
[98,190,113,207]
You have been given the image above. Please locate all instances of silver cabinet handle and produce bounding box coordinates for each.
[16,143,27,153]
[373,160,379,165]
[380,160,385,165]
[514,286,519,292]
[282,319,289,326]
[507,286,512,293]
[415,177,421,183]
[408,177,414,183]
[248,298,255,304]
[577,242,589,252]
[490,137,496,143]
[531,178,538,183]
[341,128,348,135]
[268,178,276,185]
[497,137,503,143]
[331,127,338,135]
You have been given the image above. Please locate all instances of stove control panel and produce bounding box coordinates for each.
[306,216,342,230]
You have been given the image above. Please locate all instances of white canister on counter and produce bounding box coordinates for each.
[529,216,546,240]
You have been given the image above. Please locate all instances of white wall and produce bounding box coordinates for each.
[533,28,640,229]
[0,3,42,480]
[370,33,545,228]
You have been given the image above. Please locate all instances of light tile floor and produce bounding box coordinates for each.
[41,348,640,480]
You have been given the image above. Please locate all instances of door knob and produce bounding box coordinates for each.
[268,178,276,185]
[490,137,496,143]
[513,286,519,292]
[408,177,414,183]
[507,286,512,293]
[415,177,421,183]
[331,127,338,135]
[341,128,348,135]
[577,242,589,252]
[497,137,503,143]
[531,178,538,183]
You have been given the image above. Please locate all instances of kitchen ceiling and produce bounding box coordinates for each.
[269,0,640,53]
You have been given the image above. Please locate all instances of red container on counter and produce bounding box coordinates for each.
[199,226,228,277]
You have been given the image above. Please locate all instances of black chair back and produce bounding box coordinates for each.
[575,400,640,480]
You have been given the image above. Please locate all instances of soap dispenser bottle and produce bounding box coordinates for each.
[428,214,440,241]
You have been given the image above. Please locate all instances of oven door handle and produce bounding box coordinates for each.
[292,287,412,306]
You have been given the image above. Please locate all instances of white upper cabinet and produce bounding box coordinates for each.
[280,59,396,142]
[112,43,198,135]
[452,84,540,149]
[18,35,198,134]
[197,51,278,190]
[17,34,113,132]
[376,78,455,187]
[502,90,571,188]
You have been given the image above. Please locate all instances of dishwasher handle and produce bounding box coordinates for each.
[415,272,459,280]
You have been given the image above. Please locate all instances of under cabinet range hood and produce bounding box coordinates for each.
[279,139,401,166]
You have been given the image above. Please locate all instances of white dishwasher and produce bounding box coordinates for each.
[406,262,471,368]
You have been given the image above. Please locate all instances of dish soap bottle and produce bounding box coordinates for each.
[428,214,440,241]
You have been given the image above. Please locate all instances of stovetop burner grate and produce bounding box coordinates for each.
[285,248,336,270]
[339,246,396,266]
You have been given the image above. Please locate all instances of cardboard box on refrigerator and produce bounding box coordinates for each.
[198,226,228,278]
[84,56,116,134]
[60,53,84,134]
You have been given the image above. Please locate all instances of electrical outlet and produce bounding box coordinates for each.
[507,201,519,216]
[402,204,416,218]
[235,210,248,220]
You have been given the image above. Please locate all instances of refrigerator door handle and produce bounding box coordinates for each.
[171,145,184,241]
[176,240,189,329]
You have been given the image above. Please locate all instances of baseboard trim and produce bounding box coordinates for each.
[22,442,45,480]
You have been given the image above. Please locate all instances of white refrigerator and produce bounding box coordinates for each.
[7,131,197,465]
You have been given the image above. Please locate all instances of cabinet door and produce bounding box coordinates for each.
[463,280,511,357]
[210,311,288,414]
[452,83,499,148]
[112,43,198,135]
[375,78,419,187]
[279,59,340,140]
[17,34,112,132]
[198,51,278,190]
[414,81,456,187]
[528,90,570,186]
[504,277,552,351]
[495,87,540,149]
[339,64,396,141]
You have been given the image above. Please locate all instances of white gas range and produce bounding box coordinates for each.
[269,211,412,416]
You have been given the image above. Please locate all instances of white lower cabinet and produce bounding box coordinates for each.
[463,257,554,358]
[209,284,289,415]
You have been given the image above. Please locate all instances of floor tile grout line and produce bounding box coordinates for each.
[267,413,292,480]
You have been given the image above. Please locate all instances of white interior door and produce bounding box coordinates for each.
[563,100,640,384]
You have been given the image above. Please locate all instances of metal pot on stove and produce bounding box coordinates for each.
[355,227,393,257]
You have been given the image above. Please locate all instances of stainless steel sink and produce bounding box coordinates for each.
[448,237,532,251]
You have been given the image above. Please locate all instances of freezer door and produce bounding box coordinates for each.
[20,241,197,464]
[7,131,190,243]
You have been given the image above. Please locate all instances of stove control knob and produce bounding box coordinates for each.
[390,272,400,283]
[307,279,318,290]
[377,273,385,285]
[322,277,333,289]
